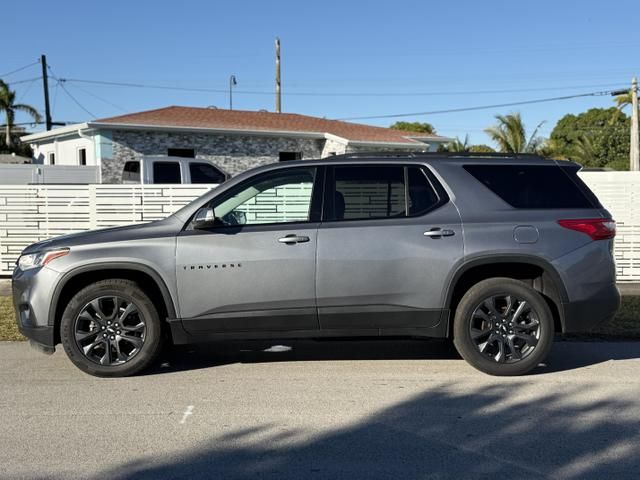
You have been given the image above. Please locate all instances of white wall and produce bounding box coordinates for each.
[31,134,96,166]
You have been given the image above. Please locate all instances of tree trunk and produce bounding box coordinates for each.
[5,123,11,148]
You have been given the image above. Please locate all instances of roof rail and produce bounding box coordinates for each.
[331,151,545,160]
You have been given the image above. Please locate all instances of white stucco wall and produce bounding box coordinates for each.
[30,134,96,166]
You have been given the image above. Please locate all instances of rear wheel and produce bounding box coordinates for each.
[453,277,554,376]
[60,279,163,377]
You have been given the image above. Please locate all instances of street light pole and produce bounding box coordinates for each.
[229,75,237,110]
[631,77,639,171]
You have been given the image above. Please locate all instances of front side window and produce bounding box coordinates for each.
[153,161,182,184]
[210,168,316,226]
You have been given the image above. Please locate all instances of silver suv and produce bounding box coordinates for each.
[12,153,620,377]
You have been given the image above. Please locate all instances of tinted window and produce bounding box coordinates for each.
[408,167,440,215]
[167,148,195,158]
[279,151,302,161]
[189,163,226,183]
[464,164,601,209]
[153,162,182,184]
[332,166,406,221]
[122,161,140,182]
[211,168,316,226]
[78,148,87,166]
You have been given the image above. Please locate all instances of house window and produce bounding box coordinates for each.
[122,161,141,183]
[78,148,87,166]
[167,148,195,158]
[48,153,55,165]
[279,151,303,162]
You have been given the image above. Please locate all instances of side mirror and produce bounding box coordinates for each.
[192,207,217,229]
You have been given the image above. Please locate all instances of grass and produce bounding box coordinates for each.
[0,295,639,342]
[581,295,640,340]
[0,296,24,341]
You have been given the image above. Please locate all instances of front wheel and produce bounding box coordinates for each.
[453,278,554,376]
[60,279,163,377]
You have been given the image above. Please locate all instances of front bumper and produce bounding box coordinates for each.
[12,265,61,348]
[562,282,620,333]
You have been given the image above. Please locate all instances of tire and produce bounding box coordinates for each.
[453,277,554,376]
[60,279,163,377]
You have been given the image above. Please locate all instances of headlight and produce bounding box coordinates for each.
[17,248,69,271]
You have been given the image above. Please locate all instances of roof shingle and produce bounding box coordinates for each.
[96,106,449,145]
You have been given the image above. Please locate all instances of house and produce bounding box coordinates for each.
[21,106,452,183]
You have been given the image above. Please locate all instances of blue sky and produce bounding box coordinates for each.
[2,0,638,145]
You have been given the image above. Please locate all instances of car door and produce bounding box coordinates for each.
[316,163,463,333]
[176,165,323,334]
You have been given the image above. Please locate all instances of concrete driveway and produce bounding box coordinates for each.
[1,339,639,480]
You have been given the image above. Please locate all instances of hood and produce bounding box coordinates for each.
[21,216,184,255]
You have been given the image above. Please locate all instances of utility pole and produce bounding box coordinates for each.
[275,37,281,113]
[229,75,237,110]
[631,77,639,171]
[40,54,52,131]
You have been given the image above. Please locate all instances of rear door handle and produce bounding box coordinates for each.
[424,228,455,238]
[278,234,310,244]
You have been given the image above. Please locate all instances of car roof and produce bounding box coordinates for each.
[266,152,580,169]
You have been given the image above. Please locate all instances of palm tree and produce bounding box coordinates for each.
[614,91,632,111]
[447,135,470,152]
[569,135,597,165]
[0,80,41,149]
[484,112,545,154]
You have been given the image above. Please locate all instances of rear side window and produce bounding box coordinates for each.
[153,162,182,184]
[463,164,601,209]
[333,166,406,220]
[189,162,226,183]
[408,167,440,215]
[328,165,445,221]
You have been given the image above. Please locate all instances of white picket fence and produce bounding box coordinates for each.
[0,184,216,274]
[0,172,639,281]
[580,172,640,283]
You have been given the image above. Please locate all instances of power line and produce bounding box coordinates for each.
[0,60,40,78]
[61,77,628,98]
[6,76,42,86]
[47,66,96,118]
[64,82,128,113]
[58,81,96,118]
[17,77,38,102]
[337,91,616,121]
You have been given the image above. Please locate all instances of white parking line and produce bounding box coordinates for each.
[180,405,194,424]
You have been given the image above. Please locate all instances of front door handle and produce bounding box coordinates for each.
[424,228,455,238]
[278,234,310,244]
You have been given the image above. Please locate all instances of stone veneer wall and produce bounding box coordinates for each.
[103,130,325,183]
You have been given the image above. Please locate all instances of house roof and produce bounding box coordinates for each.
[22,106,452,147]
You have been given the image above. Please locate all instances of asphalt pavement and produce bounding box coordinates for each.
[1,338,640,479]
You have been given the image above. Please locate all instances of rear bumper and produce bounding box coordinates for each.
[562,282,620,333]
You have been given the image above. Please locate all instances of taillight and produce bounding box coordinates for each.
[557,219,616,240]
